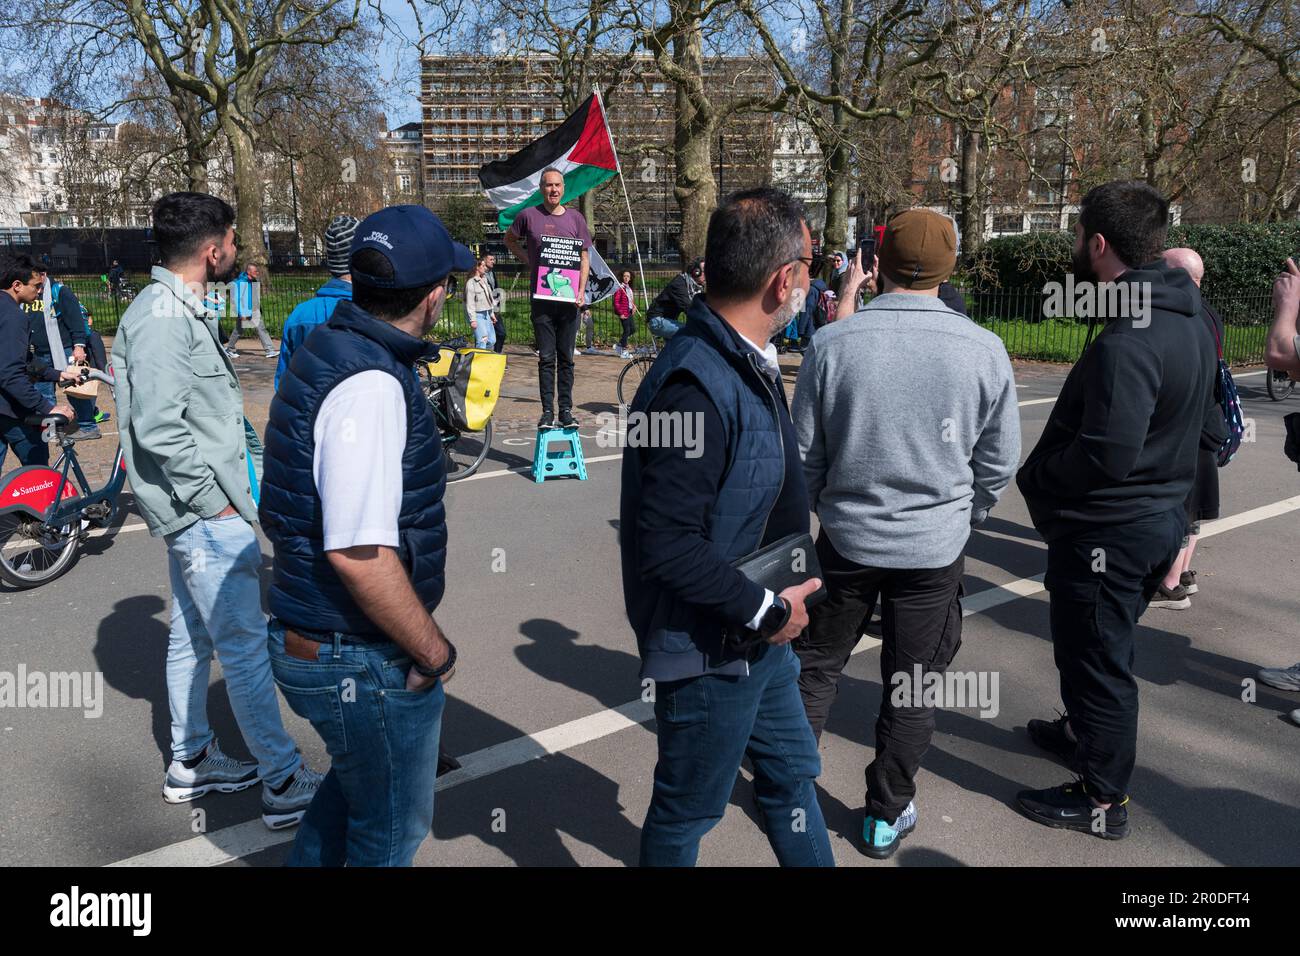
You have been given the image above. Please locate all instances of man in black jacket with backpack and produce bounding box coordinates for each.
[1016,181,1217,840]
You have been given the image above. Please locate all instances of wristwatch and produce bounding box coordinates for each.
[756,597,792,641]
[413,640,457,680]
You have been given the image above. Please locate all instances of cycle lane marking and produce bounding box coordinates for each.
[105,491,1300,867]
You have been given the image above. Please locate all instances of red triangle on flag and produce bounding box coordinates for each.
[568,96,618,171]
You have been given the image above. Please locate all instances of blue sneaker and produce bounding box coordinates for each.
[861,800,917,859]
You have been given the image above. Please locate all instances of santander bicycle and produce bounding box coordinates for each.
[0,368,125,587]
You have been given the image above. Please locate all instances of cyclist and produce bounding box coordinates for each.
[0,253,76,471]
[645,257,703,341]
[28,266,99,441]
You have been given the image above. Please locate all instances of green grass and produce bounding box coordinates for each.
[67,273,1275,366]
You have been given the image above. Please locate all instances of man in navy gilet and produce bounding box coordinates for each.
[621,187,830,866]
[260,205,473,866]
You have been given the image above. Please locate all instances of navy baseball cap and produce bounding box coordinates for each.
[349,204,475,289]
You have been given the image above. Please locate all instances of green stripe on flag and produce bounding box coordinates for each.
[497,164,616,231]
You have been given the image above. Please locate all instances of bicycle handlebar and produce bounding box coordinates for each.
[80,368,115,386]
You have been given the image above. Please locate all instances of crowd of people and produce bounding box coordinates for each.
[1,173,1299,868]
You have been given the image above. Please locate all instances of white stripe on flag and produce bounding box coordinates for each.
[483,145,583,211]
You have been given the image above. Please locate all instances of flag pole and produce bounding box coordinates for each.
[594,86,651,312]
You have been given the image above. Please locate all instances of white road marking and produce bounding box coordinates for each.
[1017,398,1057,407]
[106,492,1300,867]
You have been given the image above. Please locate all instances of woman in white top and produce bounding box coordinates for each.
[464,257,497,350]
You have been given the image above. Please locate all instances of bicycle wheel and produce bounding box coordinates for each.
[0,512,81,588]
[617,356,654,407]
[1267,369,1295,401]
[443,418,494,482]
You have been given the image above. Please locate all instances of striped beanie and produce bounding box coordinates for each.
[324,215,359,277]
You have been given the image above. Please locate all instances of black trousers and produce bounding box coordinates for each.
[491,314,505,354]
[1044,508,1184,802]
[794,532,964,823]
[617,315,634,349]
[531,298,578,415]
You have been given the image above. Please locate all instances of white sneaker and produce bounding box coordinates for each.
[162,741,260,803]
[1258,662,1300,692]
[264,349,280,359]
[261,764,325,830]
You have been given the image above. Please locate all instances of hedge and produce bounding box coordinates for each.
[963,221,1300,307]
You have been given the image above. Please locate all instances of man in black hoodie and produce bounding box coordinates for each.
[1015,181,1217,840]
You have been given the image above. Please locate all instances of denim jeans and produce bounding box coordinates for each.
[648,316,682,341]
[0,415,48,471]
[35,351,96,427]
[163,515,300,787]
[268,620,445,866]
[641,641,833,867]
[471,310,496,350]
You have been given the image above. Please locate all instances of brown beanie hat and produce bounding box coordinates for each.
[877,209,957,290]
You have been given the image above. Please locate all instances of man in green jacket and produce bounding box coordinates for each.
[111,191,320,830]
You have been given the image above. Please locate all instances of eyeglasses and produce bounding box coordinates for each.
[784,256,814,269]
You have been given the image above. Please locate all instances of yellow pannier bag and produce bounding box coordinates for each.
[427,347,506,432]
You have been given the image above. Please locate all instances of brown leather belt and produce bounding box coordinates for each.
[284,628,324,661]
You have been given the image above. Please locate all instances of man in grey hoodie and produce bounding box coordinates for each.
[791,208,1020,859]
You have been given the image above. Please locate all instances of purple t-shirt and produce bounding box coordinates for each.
[509,204,592,291]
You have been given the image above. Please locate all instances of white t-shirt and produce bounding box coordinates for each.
[312,370,407,551]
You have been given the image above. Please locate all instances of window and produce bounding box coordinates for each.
[1029,212,1058,232]
[992,214,1023,233]
[399,174,412,191]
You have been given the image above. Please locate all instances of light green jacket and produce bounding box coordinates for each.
[111,266,257,537]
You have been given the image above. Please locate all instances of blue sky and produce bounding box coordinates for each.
[375,0,425,125]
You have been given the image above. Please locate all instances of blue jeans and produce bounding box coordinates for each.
[471,310,496,350]
[163,515,301,787]
[268,620,445,866]
[0,415,48,471]
[648,316,682,340]
[641,642,833,867]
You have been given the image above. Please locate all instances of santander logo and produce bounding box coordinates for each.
[13,479,56,497]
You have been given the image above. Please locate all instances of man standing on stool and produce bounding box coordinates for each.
[504,168,591,429]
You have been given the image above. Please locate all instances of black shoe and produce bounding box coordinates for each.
[538,413,555,430]
[1027,711,1079,767]
[1017,780,1130,839]
[557,409,578,428]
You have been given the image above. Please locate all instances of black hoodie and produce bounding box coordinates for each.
[1017,260,1217,541]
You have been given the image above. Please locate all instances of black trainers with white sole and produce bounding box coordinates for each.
[162,742,260,803]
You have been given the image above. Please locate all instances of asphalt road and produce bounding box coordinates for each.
[1,353,1298,867]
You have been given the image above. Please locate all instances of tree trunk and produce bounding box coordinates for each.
[222,113,269,273]
[671,14,715,267]
[959,127,983,257]
[822,129,850,270]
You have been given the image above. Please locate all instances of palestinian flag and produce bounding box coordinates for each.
[479,93,618,231]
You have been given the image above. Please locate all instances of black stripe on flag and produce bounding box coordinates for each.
[478,94,595,190]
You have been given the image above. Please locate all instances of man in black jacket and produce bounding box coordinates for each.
[645,257,703,340]
[621,188,828,867]
[1016,181,1217,839]
[0,254,76,471]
